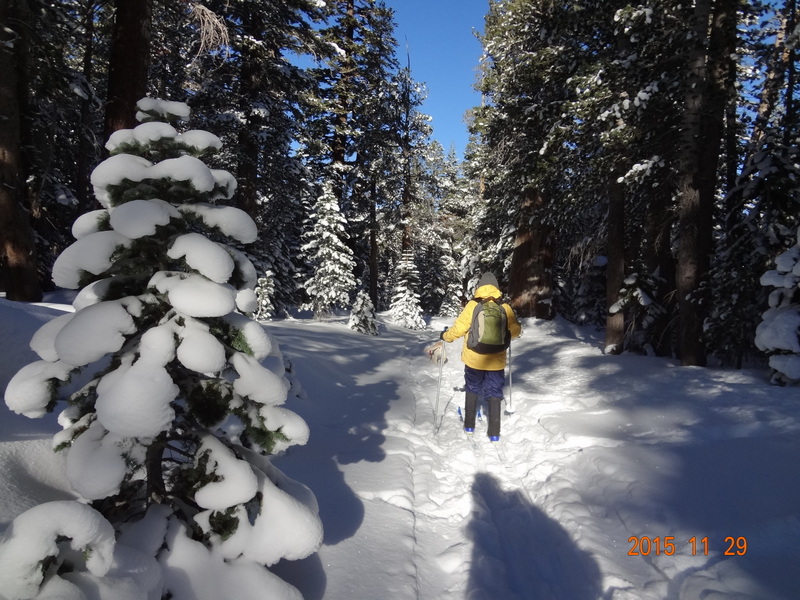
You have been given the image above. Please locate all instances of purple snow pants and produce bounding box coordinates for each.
[464,365,505,398]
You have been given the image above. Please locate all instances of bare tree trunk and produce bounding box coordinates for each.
[104,0,152,141]
[508,189,555,319]
[675,0,736,366]
[605,177,626,354]
[0,0,42,301]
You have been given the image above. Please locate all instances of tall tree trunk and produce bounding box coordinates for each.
[726,2,792,225]
[605,177,626,354]
[331,0,354,170]
[104,0,152,141]
[752,10,790,150]
[327,0,355,216]
[0,0,42,301]
[369,180,379,308]
[236,39,263,218]
[76,0,98,212]
[675,0,736,366]
[644,190,677,357]
[783,0,797,144]
[508,189,555,319]
[399,60,414,252]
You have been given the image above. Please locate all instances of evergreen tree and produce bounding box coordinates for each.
[3,99,322,598]
[706,1,797,366]
[0,0,112,300]
[414,143,468,315]
[471,0,792,367]
[389,250,426,330]
[301,181,358,318]
[301,0,407,304]
[254,273,277,320]
[187,0,325,312]
[756,227,800,383]
[0,0,41,301]
[348,287,380,335]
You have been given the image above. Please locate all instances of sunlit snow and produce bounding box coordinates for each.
[2,298,799,600]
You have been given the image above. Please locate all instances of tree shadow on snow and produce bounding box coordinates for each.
[269,553,327,600]
[467,473,602,600]
[265,321,412,598]
[545,351,800,599]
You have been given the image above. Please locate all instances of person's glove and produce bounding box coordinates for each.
[424,340,446,364]
[439,326,448,340]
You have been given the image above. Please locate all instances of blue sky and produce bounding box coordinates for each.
[385,0,488,159]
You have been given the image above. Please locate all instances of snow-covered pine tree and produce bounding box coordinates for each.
[348,288,380,335]
[437,246,464,317]
[254,272,277,320]
[389,250,426,330]
[1,98,322,600]
[406,141,455,315]
[301,180,357,318]
[756,227,800,384]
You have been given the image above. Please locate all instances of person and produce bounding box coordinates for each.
[439,272,521,441]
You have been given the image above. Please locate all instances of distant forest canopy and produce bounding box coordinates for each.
[1,0,798,376]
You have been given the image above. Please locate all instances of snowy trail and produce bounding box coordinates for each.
[269,317,605,599]
[268,315,800,600]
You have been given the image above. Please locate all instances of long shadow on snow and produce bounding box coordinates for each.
[467,473,602,600]
[266,320,413,599]
[544,349,800,599]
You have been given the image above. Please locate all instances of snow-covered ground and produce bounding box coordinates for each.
[2,296,799,599]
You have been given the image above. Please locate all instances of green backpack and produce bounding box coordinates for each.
[467,298,510,354]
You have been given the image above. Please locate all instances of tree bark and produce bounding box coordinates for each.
[103,0,152,141]
[508,189,555,319]
[0,0,42,301]
[604,177,626,354]
[675,0,736,366]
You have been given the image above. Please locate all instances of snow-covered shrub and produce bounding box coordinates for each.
[349,289,379,335]
[390,250,426,330]
[2,98,322,599]
[755,228,800,384]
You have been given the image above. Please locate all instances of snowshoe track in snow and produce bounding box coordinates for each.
[262,316,800,600]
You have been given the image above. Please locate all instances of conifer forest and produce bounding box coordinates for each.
[1,0,799,381]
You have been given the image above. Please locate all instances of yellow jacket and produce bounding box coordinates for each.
[442,284,522,371]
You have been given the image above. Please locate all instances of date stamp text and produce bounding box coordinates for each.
[627,536,748,557]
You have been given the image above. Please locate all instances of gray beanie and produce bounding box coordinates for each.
[476,272,499,289]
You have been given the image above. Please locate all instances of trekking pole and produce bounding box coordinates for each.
[505,343,514,414]
[433,337,446,432]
